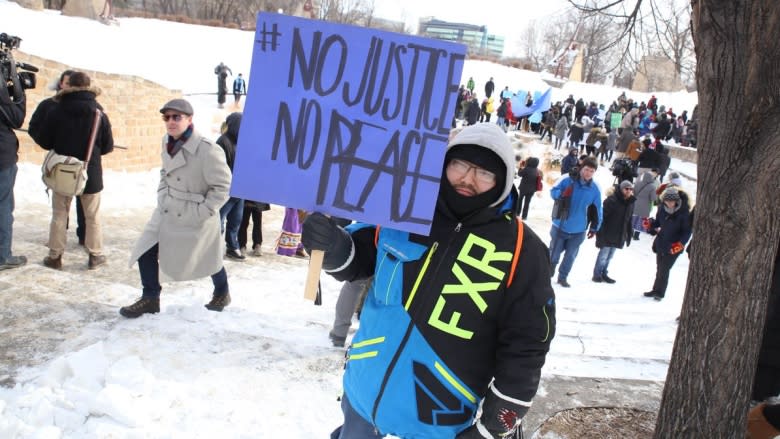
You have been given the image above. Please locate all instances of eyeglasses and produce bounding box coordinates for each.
[448,159,496,184]
[162,114,185,122]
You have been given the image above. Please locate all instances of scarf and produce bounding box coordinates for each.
[167,124,194,157]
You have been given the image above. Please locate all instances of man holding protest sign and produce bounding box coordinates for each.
[302,123,556,439]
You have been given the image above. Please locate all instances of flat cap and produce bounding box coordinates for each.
[159,98,193,115]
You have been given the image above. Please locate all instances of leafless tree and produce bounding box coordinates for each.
[645,0,695,86]
[517,21,547,71]
[568,0,780,437]
[316,0,376,26]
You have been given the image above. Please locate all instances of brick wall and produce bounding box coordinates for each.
[13,51,180,172]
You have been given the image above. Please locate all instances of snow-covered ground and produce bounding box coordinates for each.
[0,2,698,437]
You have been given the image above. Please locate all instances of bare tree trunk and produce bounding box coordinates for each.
[654,0,780,436]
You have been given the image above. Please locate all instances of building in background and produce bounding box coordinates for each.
[632,55,684,92]
[417,17,504,57]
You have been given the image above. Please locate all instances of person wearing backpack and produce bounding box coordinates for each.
[516,156,543,220]
[301,123,555,439]
[549,156,603,288]
[36,72,114,270]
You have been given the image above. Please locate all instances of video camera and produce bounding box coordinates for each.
[1,32,38,94]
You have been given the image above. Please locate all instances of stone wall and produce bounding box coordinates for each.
[13,51,180,172]
[667,144,698,165]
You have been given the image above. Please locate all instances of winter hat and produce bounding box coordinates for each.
[445,144,506,191]
[446,123,514,206]
[663,188,681,202]
[619,180,634,191]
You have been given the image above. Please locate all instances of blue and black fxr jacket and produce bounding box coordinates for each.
[328,194,556,438]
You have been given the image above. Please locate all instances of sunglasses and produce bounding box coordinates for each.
[162,114,185,122]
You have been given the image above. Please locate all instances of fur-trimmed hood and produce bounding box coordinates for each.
[54,86,101,101]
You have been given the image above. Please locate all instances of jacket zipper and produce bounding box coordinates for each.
[370,222,463,428]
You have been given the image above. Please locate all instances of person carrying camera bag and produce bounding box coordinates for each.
[36,72,114,270]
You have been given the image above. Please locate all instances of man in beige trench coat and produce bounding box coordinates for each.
[120,99,233,318]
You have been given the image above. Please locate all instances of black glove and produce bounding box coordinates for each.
[301,212,353,271]
[457,385,527,438]
[568,166,579,179]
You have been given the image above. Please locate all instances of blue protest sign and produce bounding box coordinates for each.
[231,13,467,235]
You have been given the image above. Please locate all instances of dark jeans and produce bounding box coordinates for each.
[549,225,586,281]
[239,205,263,249]
[330,395,383,439]
[593,246,617,278]
[518,192,534,220]
[138,244,228,298]
[651,252,681,297]
[219,197,244,250]
[0,164,16,261]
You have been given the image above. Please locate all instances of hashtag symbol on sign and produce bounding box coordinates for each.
[257,22,281,52]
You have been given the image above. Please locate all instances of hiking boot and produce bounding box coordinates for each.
[329,331,346,348]
[602,274,616,284]
[0,255,27,271]
[592,276,603,283]
[119,297,160,318]
[557,279,571,288]
[225,249,245,261]
[644,291,662,299]
[205,292,231,311]
[88,254,107,270]
[43,255,62,270]
[252,244,263,257]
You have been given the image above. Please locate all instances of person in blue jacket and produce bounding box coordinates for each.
[549,156,603,287]
[302,123,556,439]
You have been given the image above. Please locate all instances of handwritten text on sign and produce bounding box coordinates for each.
[231,13,466,235]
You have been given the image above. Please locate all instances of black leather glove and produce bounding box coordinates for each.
[301,212,353,271]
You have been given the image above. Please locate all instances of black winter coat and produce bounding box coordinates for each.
[216,112,242,171]
[27,96,58,147]
[0,92,26,169]
[331,190,555,426]
[517,157,541,195]
[637,147,661,170]
[36,88,114,194]
[465,100,480,125]
[596,191,636,249]
[650,202,691,255]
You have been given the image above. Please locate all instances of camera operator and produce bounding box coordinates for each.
[0,50,28,270]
